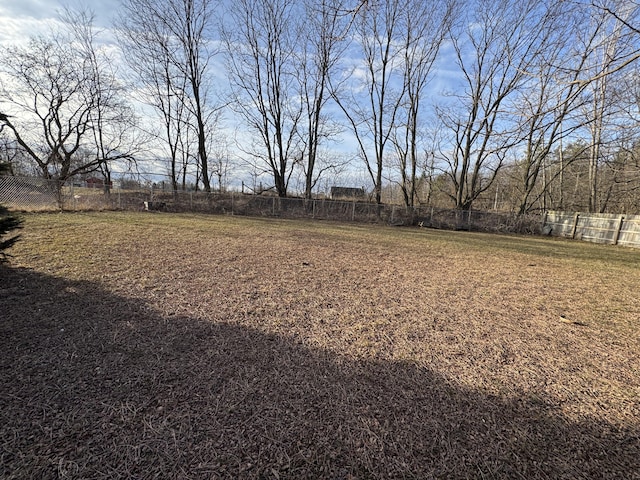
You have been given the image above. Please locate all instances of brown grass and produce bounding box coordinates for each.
[1,211,639,479]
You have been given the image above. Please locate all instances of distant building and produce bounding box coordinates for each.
[85,177,112,189]
[330,186,365,200]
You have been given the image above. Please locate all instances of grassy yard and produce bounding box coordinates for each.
[1,211,639,479]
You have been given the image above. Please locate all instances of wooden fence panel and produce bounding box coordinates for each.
[544,211,577,237]
[617,214,640,247]
[578,213,620,244]
[544,211,640,249]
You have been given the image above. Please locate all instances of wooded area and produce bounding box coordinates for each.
[2,0,640,214]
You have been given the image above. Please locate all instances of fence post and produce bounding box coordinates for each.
[352,201,356,221]
[613,215,625,245]
[571,213,580,239]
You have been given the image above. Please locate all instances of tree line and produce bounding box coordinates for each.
[1,0,640,214]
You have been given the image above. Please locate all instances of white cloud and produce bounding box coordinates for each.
[0,0,57,20]
[0,14,53,46]
[0,0,121,46]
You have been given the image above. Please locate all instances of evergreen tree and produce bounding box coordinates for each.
[0,161,22,262]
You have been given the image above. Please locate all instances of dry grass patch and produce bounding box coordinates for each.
[1,211,639,479]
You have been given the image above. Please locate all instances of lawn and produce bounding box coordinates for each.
[1,211,639,479]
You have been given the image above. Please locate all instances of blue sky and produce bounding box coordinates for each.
[0,0,464,191]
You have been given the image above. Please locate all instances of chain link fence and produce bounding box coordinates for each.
[0,176,59,211]
[1,175,543,234]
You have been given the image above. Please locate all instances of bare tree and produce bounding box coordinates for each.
[579,1,640,81]
[172,0,221,194]
[391,0,456,208]
[436,0,553,211]
[334,0,407,205]
[0,134,25,176]
[118,0,192,192]
[207,134,236,192]
[0,35,98,199]
[119,0,221,193]
[581,2,639,212]
[223,0,303,197]
[487,1,640,215]
[295,0,352,199]
[0,12,138,204]
[509,3,594,214]
[64,8,142,194]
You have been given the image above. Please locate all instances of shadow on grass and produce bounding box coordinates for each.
[1,265,638,479]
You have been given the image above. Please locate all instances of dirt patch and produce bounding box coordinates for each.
[1,212,639,478]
